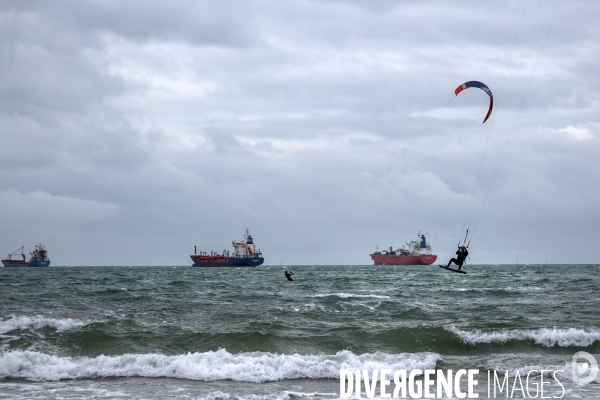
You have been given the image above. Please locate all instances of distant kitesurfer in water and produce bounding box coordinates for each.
[447,245,469,270]
[284,270,294,281]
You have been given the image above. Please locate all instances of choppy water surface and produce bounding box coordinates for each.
[1,265,599,399]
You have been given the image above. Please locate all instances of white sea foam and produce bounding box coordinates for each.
[449,327,600,347]
[313,293,390,300]
[0,349,439,382]
[0,316,91,334]
[358,302,382,311]
[291,303,320,313]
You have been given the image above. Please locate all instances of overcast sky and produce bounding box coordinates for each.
[1,0,598,266]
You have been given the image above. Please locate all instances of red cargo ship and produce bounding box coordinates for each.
[370,231,437,265]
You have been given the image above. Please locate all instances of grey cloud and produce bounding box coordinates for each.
[0,1,258,48]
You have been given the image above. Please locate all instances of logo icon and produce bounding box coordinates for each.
[571,351,598,385]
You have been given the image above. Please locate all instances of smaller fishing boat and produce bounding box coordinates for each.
[2,244,51,267]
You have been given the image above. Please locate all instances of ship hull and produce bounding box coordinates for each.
[2,260,50,267]
[190,256,264,267]
[370,254,437,266]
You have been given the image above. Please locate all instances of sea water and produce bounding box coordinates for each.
[0,265,598,399]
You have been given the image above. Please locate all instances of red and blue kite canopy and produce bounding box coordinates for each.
[454,81,494,123]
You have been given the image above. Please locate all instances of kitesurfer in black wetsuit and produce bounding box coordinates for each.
[447,246,469,270]
[284,270,294,281]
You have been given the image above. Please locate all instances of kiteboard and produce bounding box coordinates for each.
[439,265,467,274]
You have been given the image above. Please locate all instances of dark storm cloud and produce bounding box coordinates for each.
[0,0,597,265]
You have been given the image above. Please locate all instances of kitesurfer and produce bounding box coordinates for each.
[447,245,469,270]
[284,270,294,281]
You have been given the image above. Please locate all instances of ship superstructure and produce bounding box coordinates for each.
[2,244,51,267]
[370,231,437,265]
[191,229,264,267]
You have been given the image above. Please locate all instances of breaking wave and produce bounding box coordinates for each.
[449,327,600,347]
[0,349,439,382]
[0,315,91,335]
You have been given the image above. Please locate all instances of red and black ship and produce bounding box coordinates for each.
[370,231,437,265]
